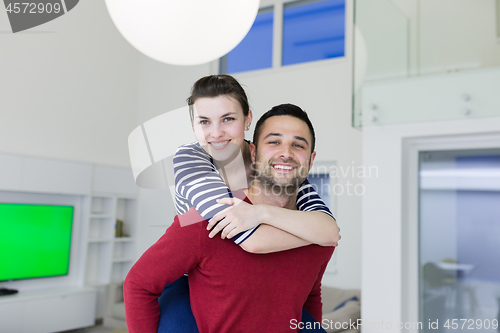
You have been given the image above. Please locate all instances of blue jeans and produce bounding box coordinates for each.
[158,276,326,332]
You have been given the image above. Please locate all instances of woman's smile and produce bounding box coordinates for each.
[209,140,231,150]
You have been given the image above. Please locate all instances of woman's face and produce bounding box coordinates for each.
[192,95,252,161]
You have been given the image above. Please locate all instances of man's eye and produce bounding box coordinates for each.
[268,141,279,145]
[293,144,304,149]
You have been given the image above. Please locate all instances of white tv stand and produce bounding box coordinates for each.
[0,287,96,333]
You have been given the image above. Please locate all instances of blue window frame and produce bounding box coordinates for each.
[282,0,345,66]
[222,7,274,74]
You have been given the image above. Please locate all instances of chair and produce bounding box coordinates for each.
[321,286,361,333]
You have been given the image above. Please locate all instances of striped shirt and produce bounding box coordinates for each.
[173,141,334,245]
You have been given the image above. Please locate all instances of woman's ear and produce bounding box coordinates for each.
[245,110,253,130]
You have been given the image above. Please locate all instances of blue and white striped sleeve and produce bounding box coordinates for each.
[296,179,335,219]
[173,142,259,245]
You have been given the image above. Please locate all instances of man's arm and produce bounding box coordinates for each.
[123,217,203,333]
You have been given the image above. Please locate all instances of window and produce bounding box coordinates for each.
[283,0,345,66]
[221,7,273,74]
[220,0,346,74]
[308,173,331,209]
[308,160,338,212]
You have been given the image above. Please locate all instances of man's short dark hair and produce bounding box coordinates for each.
[253,104,316,152]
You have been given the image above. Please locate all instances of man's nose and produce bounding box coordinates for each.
[278,144,294,160]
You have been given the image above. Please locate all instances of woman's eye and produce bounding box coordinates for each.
[199,120,209,125]
[223,117,235,122]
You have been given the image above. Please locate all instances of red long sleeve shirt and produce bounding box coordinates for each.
[124,207,334,333]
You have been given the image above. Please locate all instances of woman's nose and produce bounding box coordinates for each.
[211,123,224,138]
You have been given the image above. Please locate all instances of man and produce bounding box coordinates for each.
[124,104,335,333]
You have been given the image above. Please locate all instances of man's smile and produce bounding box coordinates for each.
[272,164,296,172]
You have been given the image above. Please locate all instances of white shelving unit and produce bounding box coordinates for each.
[84,194,138,317]
[85,195,138,285]
[0,153,140,326]
[113,197,138,282]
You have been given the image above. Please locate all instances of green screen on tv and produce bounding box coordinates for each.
[0,203,73,282]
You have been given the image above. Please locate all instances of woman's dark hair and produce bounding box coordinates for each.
[253,104,316,152]
[187,75,250,122]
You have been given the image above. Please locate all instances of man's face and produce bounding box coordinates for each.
[251,115,316,194]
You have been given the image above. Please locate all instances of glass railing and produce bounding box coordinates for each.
[353,0,500,127]
[353,0,409,127]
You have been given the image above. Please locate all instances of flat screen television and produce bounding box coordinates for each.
[0,203,74,282]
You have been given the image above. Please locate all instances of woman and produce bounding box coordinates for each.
[158,75,340,332]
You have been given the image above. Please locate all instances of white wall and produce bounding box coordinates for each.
[0,1,140,167]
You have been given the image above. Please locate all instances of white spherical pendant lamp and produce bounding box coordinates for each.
[105,0,260,66]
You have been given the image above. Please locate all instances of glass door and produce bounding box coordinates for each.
[419,149,500,332]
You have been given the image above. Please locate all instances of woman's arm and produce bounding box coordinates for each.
[173,142,258,244]
[208,179,340,251]
[209,197,340,248]
[238,224,311,254]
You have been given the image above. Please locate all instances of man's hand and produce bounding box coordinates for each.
[207,198,268,239]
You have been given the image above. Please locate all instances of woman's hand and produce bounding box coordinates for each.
[207,198,268,239]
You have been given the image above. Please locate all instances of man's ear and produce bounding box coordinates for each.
[309,151,317,170]
[250,142,256,164]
